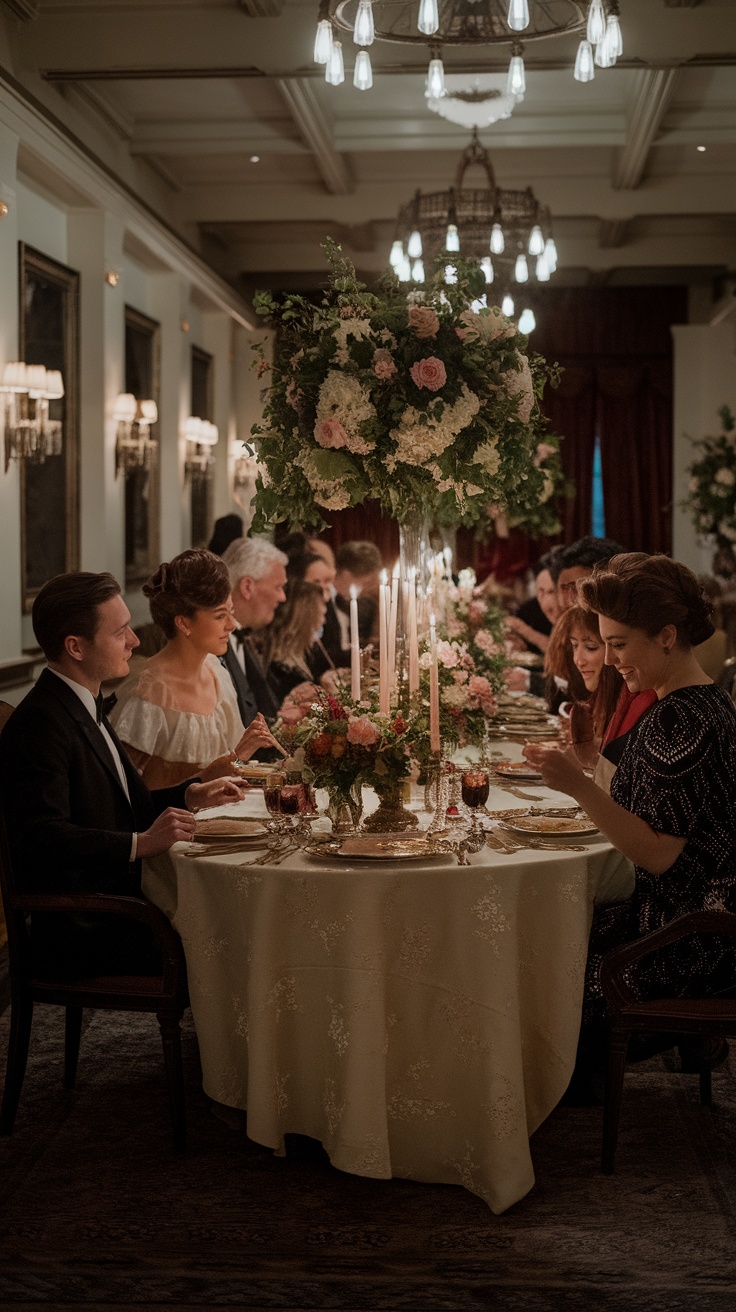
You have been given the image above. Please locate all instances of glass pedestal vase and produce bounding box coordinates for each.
[362,779,419,833]
[325,783,363,835]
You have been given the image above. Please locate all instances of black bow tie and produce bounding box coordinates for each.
[232,628,250,645]
[95,691,117,724]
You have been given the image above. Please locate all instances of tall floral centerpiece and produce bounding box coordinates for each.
[681,406,736,575]
[249,242,561,540]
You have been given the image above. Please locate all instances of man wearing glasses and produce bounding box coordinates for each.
[554,536,626,612]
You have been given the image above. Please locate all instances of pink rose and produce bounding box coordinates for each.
[468,675,497,716]
[408,305,440,339]
[346,714,381,747]
[410,356,447,392]
[436,639,459,668]
[373,348,397,380]
[315,418,348,449]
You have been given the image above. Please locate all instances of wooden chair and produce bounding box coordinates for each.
[0,809,189,1150]
[600,911,736,1174]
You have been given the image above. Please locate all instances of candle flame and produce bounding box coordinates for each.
[430,612,436,627]
[380,568,388,585]
[349,584,358,600]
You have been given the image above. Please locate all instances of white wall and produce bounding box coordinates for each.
[0,84,254,675]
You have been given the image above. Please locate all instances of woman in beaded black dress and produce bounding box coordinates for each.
[524,553,736,1038]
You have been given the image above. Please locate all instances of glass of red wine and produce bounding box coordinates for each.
[460,768,491,835]
[264,771,287,831]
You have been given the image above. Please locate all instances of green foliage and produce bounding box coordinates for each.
[680,407,736,548]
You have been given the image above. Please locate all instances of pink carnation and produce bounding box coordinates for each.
[468,675,497,716]
[373,348,397,380]
[408,305,440,339]
[410,356,446,392]
[474,629,500,657]
[315,418,348,449]
[346,714,381,746]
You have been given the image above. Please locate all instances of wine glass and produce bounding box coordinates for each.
[461,768,491,836]
[263,771,287,832]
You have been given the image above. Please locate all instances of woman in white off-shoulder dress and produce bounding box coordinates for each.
[111,549,278,789]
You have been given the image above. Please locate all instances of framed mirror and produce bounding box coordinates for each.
[124,305,160,583]
[190,344,214,549]
[19,243,80,613]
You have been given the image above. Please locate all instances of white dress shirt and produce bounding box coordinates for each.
[48,668,137,859]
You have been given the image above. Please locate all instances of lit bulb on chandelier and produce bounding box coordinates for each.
[586,0,606,46]
[535,253,550,282]
[412,259,425,283]
[325,37,345,85]
[407,229,423,259]
[574,39,595,83]
[389,239,404,270]
[507,50,526,98]
[528,224,544,256]
[418,0,439,37]
[445,223,460,253]
[507,0,529,32]
[425,57,445,100]
[353,0,375,46]
[544,237,558,273]
[502,294,515,317]
[514,253,529,283]
[481,256,494,284]
[314,18,332,64]
[490,223,505,255]
[353,49,373,89]
[518,308,536,334]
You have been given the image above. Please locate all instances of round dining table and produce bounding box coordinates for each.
[143,758,632,1215]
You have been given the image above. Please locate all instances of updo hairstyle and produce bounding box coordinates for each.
[143,549,231,639]
[579,553,714,649]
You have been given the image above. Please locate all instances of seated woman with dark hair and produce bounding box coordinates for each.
[110,549,278,788]
[524,553,736,1054]
[258,580,329,719]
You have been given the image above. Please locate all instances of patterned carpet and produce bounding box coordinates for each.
[1,1002,736,1312]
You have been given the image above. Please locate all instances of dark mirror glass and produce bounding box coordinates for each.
[124,307,160,582]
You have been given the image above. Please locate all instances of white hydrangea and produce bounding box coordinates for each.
[715,467,735,486]
[540,471,555,503]
[295,449,352,511]
[473,438,501,476]
[502,353,535,424]
[315,370,377,455]
[442,684,468,709]
[719,522,736,542]
[390,383,481,467]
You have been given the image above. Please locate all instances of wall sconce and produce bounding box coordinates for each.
[0,200,8,219]
[105,269,121,287]
[184,416,218,484]
[114,392,158,476]
[1,362,64,472]
[232,439,260,506]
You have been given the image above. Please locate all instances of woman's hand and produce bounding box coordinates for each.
[522,743,587,799]
[234,713,283,761]
[185,777,246,812]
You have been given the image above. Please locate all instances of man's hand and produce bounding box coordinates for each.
[185,777,247,812]
[136,807,197,858]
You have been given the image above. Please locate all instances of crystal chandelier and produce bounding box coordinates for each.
[314,0,622,94]
[389,129,557,330]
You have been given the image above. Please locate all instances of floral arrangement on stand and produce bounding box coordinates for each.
[443,567,508,690]
[681,407,736,562]
[413,638,498,771]
[504,438,572,538]
[291,692,418,831]
[249,242,562,535]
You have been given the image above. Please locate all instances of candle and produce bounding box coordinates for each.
[388,561,399,704]
[379,568,389,715]
[408,567,419,696]
[349,583,361,702]
[429,611,440,754]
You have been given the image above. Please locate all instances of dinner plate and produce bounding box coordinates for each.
[503,815,599,838]
[494,763,544,781]
[303,835,445,862]
[194,817,268,841]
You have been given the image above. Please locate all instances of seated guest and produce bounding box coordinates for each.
[553,535,626,613]
[525,554,736,1059]
[221,536,288,726]
[207,513,243,557]
[0,571,244,977]
[505,547,563,655]
[111,550,279,789]
[306,536,336,573]
[258,580,328,710]
[328,540,383,659]
[287,547,336,603]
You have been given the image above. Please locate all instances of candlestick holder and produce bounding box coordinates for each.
[426,753,452,834]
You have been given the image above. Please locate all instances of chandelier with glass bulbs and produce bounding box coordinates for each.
[388,129,557,332]
[314,0,622,95]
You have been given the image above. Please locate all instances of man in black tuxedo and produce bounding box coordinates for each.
[0,571,244,976]
[220,537,288,727]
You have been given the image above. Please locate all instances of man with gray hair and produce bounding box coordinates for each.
[220,536,288,726]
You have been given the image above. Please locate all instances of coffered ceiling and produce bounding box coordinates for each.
[2,0,736,308]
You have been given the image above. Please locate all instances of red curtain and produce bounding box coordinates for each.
[596,362,674,553]
[542,364,597,542]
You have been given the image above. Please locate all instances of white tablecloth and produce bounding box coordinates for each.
[144,758,632,1214]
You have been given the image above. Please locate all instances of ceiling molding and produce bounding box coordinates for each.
[613,68,680,190]
[599,219,631,249]
[276,78,352,196]
[1,0,38,19]
[236,0,285,12]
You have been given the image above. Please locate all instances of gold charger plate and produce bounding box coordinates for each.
[303,835,446,862]
[494,763,544,781]
[503,815,599,838]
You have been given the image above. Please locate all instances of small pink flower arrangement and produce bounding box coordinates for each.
[410,356,446,392]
